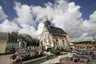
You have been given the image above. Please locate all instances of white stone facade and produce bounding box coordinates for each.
[40,21,71,50]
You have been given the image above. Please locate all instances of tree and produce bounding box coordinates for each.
[8,32,18,42]
[27,39,39,46]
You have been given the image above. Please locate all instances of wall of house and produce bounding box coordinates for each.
[0,40,7,53]
[6,42,19,49]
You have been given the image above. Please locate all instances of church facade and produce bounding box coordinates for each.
[40,20,72,50]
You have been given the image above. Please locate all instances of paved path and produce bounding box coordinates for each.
[23,56,47,64]
[88,59,96,64]
[1,53,96,64]
[0,55,11,64]
[41,53,71,64]
[41,53,96,64]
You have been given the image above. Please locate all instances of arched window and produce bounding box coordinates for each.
[44,39,46,42]
[56,38,58,42]
[62,39,64,42]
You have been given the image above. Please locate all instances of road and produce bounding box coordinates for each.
[41,53,96,64]
[0,55,54,64]
[23,55,56,64]
[0,55,12,64]
[88,59,96,64]
[1,54,96,64]
[41,53,71,64]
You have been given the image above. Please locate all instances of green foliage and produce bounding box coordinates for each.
[8,32,40,46]
[8,32,18,42]
[18,34,40,46]
[27,39,39,46]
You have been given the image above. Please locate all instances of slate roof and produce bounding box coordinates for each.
[0,32,8,40]
[48,26,67,37]
[44,20,67,37]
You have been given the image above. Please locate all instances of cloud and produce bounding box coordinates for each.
[0,6,8,21]
[13,0,96,41]
[14,2,34,25]
[1,0,96,41]
[14,2,44,38]
[0,6,19,32]
[18,23,44,38]
[30,1,83,39]
[89,11,96,22]
[0,19,20,32]
[30,0,96,41]
[76,33,88,41]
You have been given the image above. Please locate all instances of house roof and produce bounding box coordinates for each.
[0,32,8,40]
[48,26,67,37]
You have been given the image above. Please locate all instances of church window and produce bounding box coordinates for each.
[56,38,58,42]
[62,40,64,42]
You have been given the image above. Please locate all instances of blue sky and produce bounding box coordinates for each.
[69,0,96,20]
[0,0,55,20]
[0,0,96,41]
[0,0,96,20]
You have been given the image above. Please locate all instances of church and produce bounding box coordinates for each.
[40,20,72,50]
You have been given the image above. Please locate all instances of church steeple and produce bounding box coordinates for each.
[44,18,51,28]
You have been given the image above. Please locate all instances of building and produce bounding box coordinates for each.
[0,32,8,53]
[71,43,96,50]
[6,41,19,50]
[0,32,34,54]
[0,32,19,54]
[40,20,71,50]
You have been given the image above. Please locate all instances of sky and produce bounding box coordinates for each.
[0,0,96,41]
